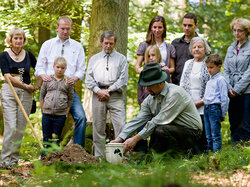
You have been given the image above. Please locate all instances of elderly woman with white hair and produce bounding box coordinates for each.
[180,36,211,152]
[0,27,37,168]
[223,18,250,145]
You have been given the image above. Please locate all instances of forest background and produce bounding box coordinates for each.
[0,0,249,133]
[0,0,249,186]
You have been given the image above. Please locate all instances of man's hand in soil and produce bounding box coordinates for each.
[123,135,142,154]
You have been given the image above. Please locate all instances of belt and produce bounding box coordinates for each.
[99,86,109,89]
[204,103,221,108]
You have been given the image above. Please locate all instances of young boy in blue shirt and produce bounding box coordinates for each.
[204,54,229,152]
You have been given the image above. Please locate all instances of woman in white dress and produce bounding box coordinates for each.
[180,36,211,153]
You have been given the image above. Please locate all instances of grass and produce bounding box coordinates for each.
[16,144,248,187]
[0,115,249,186]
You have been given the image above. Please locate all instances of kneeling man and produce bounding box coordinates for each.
[112,63,202,154]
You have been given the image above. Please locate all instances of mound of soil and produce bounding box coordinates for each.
[43,144,98,165]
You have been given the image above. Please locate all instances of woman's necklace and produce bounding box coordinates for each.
[11,48,22,60]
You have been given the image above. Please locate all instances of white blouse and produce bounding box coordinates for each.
[157,40,167,67]
[180,60,204,115]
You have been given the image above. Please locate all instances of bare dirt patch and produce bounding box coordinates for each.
[42,144,98,165]
[192,170,250,186]
[0,163,34,185]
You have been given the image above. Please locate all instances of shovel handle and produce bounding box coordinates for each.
[4,74,43,148]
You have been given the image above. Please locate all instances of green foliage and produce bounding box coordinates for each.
[24,144,249,186]
[32,160,56,178]
[188,145,250,172]
[221,115,231,145]
[0,0,92,56]
[41,141,62,156]
[28,159,191,186]
[186,0,250,58]
[20,131,41,160]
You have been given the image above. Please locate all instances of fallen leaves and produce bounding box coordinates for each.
[192,170,250,186]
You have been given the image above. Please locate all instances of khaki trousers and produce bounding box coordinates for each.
[92,91,126,157]
[0,83,32,166]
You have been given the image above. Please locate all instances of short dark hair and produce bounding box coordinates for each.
[184,13,197,24]
[100,30,117,43]
[206,54,223,66]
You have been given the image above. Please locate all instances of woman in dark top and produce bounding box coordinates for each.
[135,16,175,106]
[135,16,176,76]
[0,27,37,168]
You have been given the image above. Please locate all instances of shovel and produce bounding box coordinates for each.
[4,74,43,148]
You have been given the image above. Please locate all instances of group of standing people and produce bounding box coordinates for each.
[0,16,88,168]
[0,13,249,167]
[113,13,250,155]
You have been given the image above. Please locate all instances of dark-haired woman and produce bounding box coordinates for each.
[135,16,175,105]
[135,16,175,76]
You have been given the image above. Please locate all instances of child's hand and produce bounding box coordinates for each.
[228,89,238,98]
[161,66,169,71]
[34,85,40,91]
[194,100,203,109]
[67,77,75,85]
[136,67,143,74]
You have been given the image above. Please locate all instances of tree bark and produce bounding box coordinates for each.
[38,27,50,46]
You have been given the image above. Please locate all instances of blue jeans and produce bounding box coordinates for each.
[42,114,66,145]
[204,104,222,152]
[229,94,250,144]
[70,90,87,147]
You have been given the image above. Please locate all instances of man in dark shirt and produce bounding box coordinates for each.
[171,13,198,85]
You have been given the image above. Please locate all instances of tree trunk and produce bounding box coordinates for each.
[83,0,129,124]
[38,27,50,46]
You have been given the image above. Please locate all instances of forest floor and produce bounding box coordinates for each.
[0,144,249,186]
[1,164,249,186]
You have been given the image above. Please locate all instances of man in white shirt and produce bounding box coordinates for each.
[35,16,87,147]
[85,30,128,157]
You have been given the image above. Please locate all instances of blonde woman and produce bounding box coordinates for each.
[223,18,250,144]
[0,27,37,168]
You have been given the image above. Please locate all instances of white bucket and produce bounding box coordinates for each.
[105,143,124,164]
